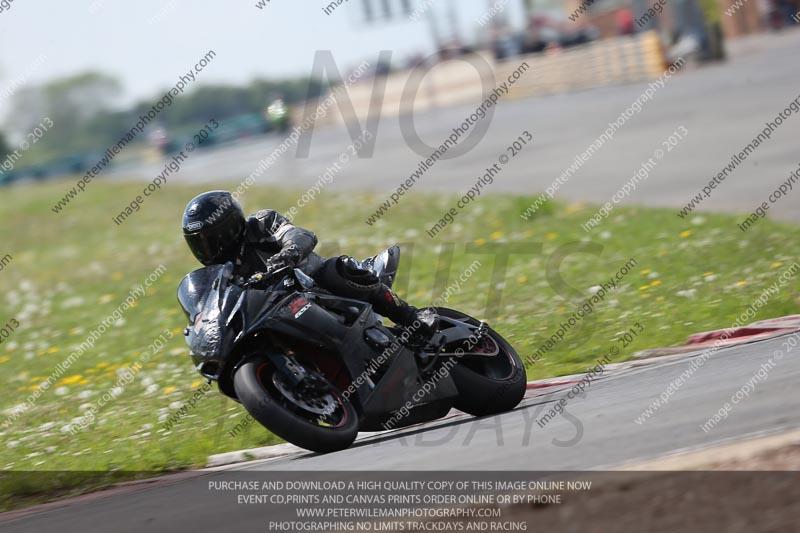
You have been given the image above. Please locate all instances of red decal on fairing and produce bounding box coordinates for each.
[288,297,307,315]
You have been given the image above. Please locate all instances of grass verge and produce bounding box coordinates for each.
[0,180,798,506]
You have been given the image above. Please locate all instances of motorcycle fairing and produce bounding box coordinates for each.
[177,252,460,426]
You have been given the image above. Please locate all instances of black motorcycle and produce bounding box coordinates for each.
[177,246,526,453]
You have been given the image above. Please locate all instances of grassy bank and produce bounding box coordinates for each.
[0,180,798,483]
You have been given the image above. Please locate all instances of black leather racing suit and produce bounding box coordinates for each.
[232,209,418,327]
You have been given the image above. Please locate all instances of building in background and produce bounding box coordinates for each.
[520,0,770,41]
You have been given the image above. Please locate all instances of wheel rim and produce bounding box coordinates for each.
[256,362,350,428]
[443,317,518,381]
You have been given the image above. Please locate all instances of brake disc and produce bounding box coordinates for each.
[272,372,338,416]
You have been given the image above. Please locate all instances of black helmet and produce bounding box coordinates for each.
[182,191,245,265]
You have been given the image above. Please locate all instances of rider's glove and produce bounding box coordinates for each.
[265,245,301,272]
[263,254,293,276]
[246,252,297,288]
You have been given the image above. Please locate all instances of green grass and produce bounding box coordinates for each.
[1,179,798,486]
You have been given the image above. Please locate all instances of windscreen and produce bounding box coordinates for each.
[177,264,226,321]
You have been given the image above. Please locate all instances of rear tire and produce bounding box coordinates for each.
[233,357,359,454]
[438,308,526,416]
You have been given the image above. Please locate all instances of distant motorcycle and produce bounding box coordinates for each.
[265,99,290,133]
[177,246,525,453]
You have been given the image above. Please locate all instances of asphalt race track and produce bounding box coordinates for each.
[245,335,800,472]
[2,335,798,532]
[112,32,800,222]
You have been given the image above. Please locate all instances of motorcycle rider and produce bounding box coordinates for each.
[181,190,438,341]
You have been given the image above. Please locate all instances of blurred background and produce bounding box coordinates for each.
[2,0,800,480]
[1,0,797,183]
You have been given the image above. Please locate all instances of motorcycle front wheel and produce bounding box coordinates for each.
[233,356,359,454]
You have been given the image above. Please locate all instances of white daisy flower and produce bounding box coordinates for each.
[62,296,86,309]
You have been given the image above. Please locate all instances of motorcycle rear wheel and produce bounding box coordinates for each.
[233,356,359,454]
[437,308,526,416]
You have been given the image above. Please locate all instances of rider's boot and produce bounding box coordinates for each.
[372,286,439,343]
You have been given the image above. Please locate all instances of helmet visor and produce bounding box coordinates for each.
[184,231,226,265]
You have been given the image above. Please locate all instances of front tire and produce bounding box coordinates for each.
[438,308,526,416]
[233,357,359,454]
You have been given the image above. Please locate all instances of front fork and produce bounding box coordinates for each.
[267,352,308,387]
